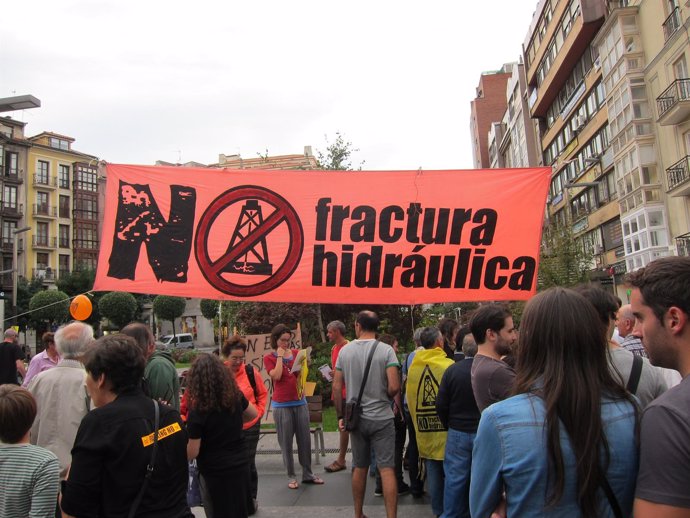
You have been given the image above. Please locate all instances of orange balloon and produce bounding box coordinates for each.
[70,295,93,321]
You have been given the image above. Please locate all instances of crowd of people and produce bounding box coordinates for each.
[0,255,689,518]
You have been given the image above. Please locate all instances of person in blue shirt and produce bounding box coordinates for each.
[470,287,639,518]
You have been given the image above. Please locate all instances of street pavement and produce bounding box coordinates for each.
[191,431,435,518]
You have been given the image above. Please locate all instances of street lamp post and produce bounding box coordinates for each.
[12,226,31,313]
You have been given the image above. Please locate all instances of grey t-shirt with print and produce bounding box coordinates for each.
[336,339,400,421]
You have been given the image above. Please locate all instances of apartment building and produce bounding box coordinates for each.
[0,117,30,291]
[470,66,513,169]
[26,132,98,286]
[523,0,629,295]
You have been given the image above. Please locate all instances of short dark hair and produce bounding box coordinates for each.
[222,335,247,357]
[120,323,154,356]
[0,385,36,443]
[438,318,458,341]
[378,334,397,346]
[356,311,379,332]
[469,304,512,345]
[41,332,55,347]
[419,327,441,349]
[83,334,146,395]
[627,256,690,323]
[270,324,292,350]
[573,285,621,335]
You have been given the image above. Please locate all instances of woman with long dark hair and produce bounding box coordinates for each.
[470,287,638,518]
[186,353,258,518]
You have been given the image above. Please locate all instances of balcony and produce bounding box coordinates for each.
[33,175,58,189]
[58,237,70,248]
[0,273,12,287]
[0,202,23,218]
[666,155,690,196]
[2,171,23,184]
[0,237,24,252]
[663,7,681,42]
[59,268,70,279]
[677,233,690,256]
[32,204,57,218]
[32,236,57,249]
[32,268,55,281]
[657,79,690,125]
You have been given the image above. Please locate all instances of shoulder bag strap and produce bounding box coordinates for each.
[128,400,160,518]
[355,340,380,403]
[600,476,624,518]
[626,354,643,395]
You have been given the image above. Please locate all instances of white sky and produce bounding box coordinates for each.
[1,0,539,170]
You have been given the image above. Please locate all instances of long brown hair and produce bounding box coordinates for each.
[186,353,241,414]
[514,287,636,516]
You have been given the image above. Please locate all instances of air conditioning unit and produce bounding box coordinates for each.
[574,115,587,132]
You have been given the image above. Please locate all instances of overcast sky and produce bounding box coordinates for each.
[2,0,538,170]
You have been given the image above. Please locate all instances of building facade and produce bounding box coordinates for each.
[470,66,513,169]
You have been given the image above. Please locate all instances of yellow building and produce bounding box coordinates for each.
[26,132,98,286]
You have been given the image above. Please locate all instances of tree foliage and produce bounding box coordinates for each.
[99,292,138,329]
[316,132,364,171]
[538,222,594,289]
[29,290,70,325]
[200,299,219,321]
[152,296,187,336]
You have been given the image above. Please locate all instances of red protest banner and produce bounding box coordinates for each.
[94,164,551,303]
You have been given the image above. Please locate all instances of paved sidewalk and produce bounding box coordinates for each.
[191,431,435,518]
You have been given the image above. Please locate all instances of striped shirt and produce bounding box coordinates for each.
[0,443,59,518]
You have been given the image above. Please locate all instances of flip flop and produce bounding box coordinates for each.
[302,476,325,485]
[324,461,347,473]
[288,480,299,489]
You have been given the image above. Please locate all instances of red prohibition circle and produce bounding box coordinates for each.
[194,185,304,297]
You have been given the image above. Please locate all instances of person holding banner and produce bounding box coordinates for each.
[264,324,324,489]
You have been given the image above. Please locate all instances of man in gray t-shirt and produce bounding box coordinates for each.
[628,257,690,518]
[334,310,400,518]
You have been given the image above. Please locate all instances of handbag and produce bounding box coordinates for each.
[186,459,202,507]
[344,340,380,432]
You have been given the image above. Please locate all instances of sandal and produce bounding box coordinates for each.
[324,461,347,473]
[302,476,325,485]
[288,480,299,489]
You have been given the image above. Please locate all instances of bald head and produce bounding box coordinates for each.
[55,322,94,360]
[4,329,18,343]
[616,304,636,338]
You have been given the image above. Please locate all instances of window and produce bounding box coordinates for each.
[49,138,69,151]
[36,160,49,184]
[3,185,17,210]
[5,151,18,176]
[36,222,49,246]
[59,254,70,276]
[59,195,70,218]
[59,165,70,188]
[59,225,70,248]
[36,192,49,214]
[75,165,98,192]
[75,195,98,220]
[36,252,49,270]
[2,220,16,248]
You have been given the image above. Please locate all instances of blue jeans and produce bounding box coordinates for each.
[425,459,445,516]
[440,428,475,518]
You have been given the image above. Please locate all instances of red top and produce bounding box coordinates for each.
[331,341,348,400]
[224,362,269,429]
[263,352,300,403]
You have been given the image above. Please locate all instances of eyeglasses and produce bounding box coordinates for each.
[229,356,245,362]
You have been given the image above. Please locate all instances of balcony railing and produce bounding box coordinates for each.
[32,268,55,280]
[33,174,58,188]
[0,237,24,252]
[677,233,690,256]
[0,202,24,217]
[666,155,690,191]
[0,273,12,286]
[3,171,22,183]
[32,236,57,249]
[33,204,57,217]
[59,268,70,278]
[58,237,70,248]
[663,7,681,41]
[657,79,690,119]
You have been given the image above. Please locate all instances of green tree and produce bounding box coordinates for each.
[29,290,70,326]
[316,132,364,171]
[152,296,187,338]
[200,299,219,321]
[538,222,594,289]
[98,292,138,329]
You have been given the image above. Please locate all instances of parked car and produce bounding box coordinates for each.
[158,333,195,349]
